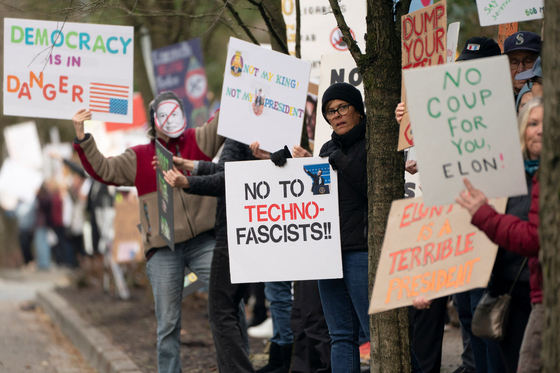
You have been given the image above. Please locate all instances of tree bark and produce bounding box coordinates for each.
[540,0,560,371]
[328,0,410,371]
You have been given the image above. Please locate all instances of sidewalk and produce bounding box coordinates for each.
[0,266,140,373]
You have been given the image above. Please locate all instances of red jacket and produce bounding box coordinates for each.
[471,177,541,303]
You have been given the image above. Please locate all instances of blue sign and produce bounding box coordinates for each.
[152,38,209,128]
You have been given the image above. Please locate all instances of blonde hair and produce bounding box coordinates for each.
[518,96,543,160]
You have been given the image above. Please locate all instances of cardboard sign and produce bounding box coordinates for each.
[446,22,460,64]
[399,0,447,151]
[156,141,175,250]
[3,121,43,170]
[476,0,543,27]
[112,199,144,263]
[314,53,364,157]
[498,23,518,53]
[404,55,527,206]
[225,157,342,283]
[3,18,134,123]
[282,0,367,83]
[218,37,311,152]
[369,196,507,314]
[152,38,210,129]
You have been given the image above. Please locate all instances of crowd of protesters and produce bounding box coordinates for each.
[6,28,546,373]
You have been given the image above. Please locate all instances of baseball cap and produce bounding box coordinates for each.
[515,56,542,80]
[503,32,541,54]
[456,37,501,61]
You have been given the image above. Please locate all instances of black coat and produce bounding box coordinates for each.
[319,117,368,252]
[185,139,257,243]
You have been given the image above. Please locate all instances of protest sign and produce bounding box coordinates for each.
[155,141,174,250]
[410,0,434,13]
[282,0,366,83]
[314,53,364,157]
[369,196,507,314]
[399,0,447,151]
[404,55,527,206]
[225,157,342,283]
[497,23,518,53]
[218,38,311,152]
[476,0,543,27]
[152,39,210,129]
[3,18,134,123]
[3,121,43,170]
[446,22,460,64]
[105,92,148,132]
[112,199,144,263]
[0,158,43,210]
[404,147,423,199]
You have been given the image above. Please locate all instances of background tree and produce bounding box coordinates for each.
[327,0,411,371]
[540,0,560,370]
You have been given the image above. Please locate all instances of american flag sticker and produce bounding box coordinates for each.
[89,83,130,115]
[467,44,480,51]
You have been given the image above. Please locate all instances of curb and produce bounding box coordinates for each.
[36,290,142,373]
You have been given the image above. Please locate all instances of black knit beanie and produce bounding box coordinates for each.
[321,83,365,121]
[149,91,185,129]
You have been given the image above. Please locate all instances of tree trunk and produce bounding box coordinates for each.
[362,1,409,372]
[539,0,560,371]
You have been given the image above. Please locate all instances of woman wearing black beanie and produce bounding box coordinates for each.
[318,82,369,373]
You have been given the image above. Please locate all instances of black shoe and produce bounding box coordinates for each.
[269,343,292,373]
[256,342,283,373]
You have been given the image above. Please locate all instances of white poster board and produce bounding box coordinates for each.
[3,18,134,123]
[314,53,364,157]
[0,158,44,208]
[476,0,544,27]
[447,22,460,64]
[218,37,311,152]
[404,55,526,206]
[3,121,43,170]
[282,0,367,83]
[225,157,342,283]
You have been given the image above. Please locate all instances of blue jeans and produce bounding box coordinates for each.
[318,251,370,373]
[456,288,506,373]
[34,227,51,269]
[146,231,215,373]
[265,281,293,346]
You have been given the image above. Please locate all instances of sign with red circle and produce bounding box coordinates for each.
[330,27,356,52]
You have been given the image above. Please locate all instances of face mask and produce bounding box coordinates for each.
[154,100,186,138]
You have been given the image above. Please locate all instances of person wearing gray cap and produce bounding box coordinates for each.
[515,56,543,112]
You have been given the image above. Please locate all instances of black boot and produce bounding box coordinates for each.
[256,342,283,373]
[269,343,293,373]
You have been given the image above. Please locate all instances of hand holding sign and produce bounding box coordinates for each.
[456,178,489,216]
[72,108,92,141]
[163,167,189,189]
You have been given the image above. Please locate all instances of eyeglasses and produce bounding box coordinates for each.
[325,104,351,119]
[509,58,536,70]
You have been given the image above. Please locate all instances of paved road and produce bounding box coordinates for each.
[0,268,97,373]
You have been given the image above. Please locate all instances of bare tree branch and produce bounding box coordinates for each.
[295,0,301,58]
[246,0,289,54]
[327,0,363,62]
[222,0,260,45]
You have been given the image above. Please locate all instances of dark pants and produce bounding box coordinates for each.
[18,230,34,264]
[455,288,506,373]
[208,242,254,373]
[52,226,77,267]
[409,297,448,373]
[291,280,331,373]
[490,279,532,373]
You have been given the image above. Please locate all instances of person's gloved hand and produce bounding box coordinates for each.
[270,146,292,167]
[328,149,347,171]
